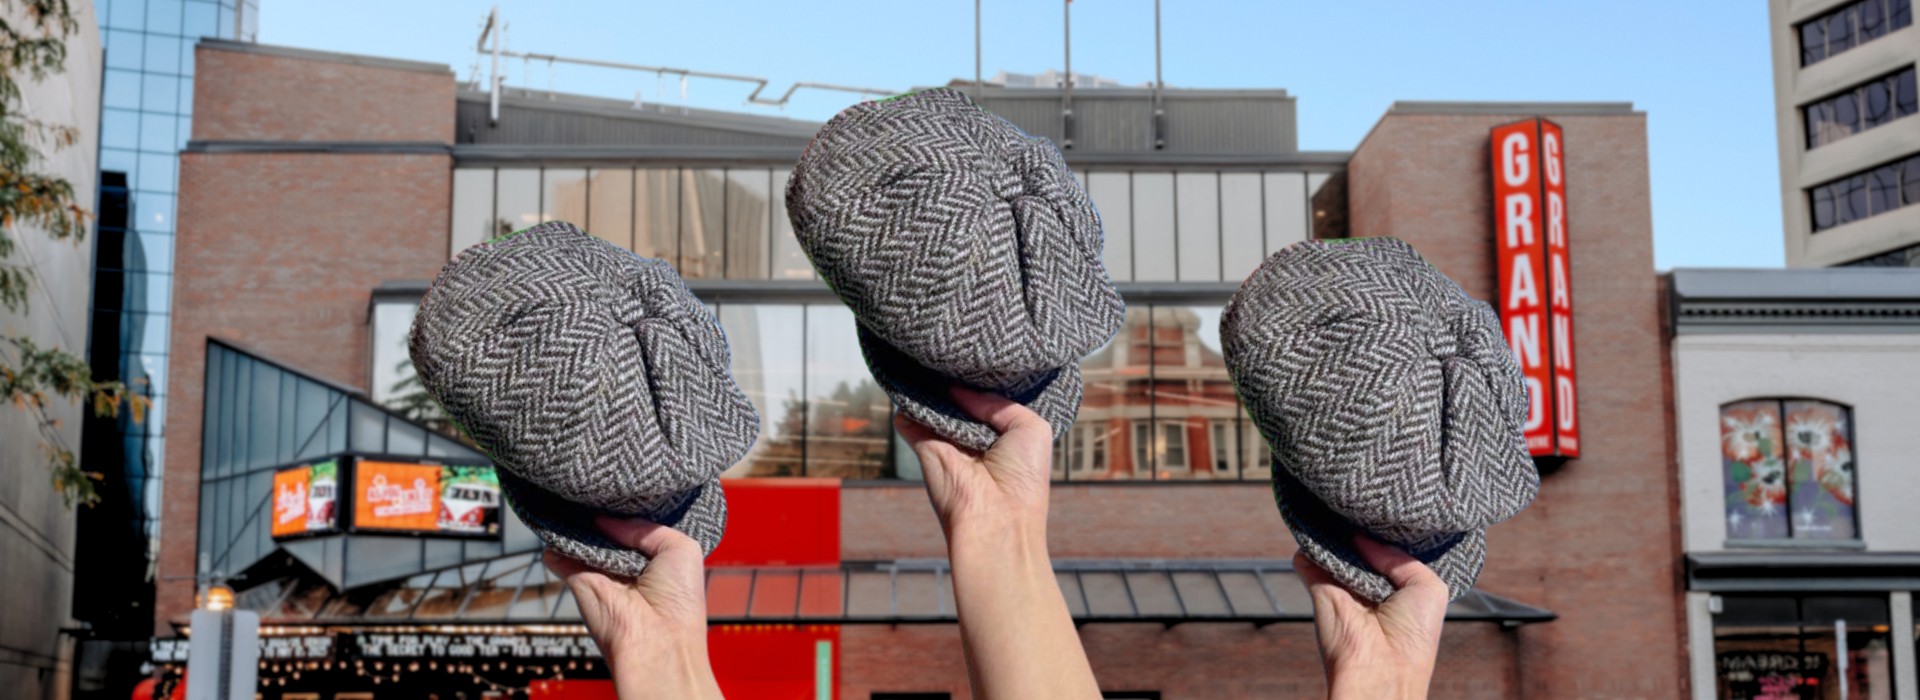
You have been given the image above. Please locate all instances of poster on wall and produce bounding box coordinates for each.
[270,460,339,539]
[1717,651,1826,699]
[352,460,502,538]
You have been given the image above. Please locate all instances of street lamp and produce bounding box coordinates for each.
[197,582,235,612]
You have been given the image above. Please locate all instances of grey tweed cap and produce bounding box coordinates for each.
[408,221,759,577]
[1220,238,1539,602]
[786,88,1125,451]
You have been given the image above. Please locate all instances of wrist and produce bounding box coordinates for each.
[1327,665,1429,700]
[607,635,722,700]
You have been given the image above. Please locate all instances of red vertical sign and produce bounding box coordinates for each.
[1492,119,1578,459]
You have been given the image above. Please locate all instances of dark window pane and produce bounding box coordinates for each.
[1800,20,1827,65]
[1839,175,1869,225]
[1893,0,1913,28]
[1904,157,1920,205]
[95,270,125,311]
[1781,401,1856,540]
[1801,595,1888,626]
[1896,68,1918,118]
[1720,401,1789,540]
[1862,78,1894,127]
[1832,91,1861,136]
[1868,165,1901,215]
[95,228,127,269]
[1861,0,1888,38]
[1827,11,1855,54]
[1811,184,1836,231]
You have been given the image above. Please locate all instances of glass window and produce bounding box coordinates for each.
[127,231,173,273]
[148,0,184,35]
[1812,183,1836,231]
[368,301,418,408]
[1175,172,1220,282]
[1131,173,1176,282]
[1148,307,1238,480]
[586,168,634,251]
[719,305,805,477]
[133,192,172,232]
[635,168,679,264]
[103,69,140,110]
[769,170,812,280]
[1827,11,1855,56]
[1713,595,1894,700]
[1240,417,1271,480]
[804,305,891,478]
[1263,172,1308,254]
[1720,399,1857,541]
[1158,421,1189,477]
[105,30,143,70]
[1838,175,1868,226]
[1086,172,1133,282]
[449,169,494,255]
[1801,19,1828,66]
[1805,69,1915,149]
[141,73,180,114]
[144,34,184,76]
[107,0,145,30]
[1063,307,1150,481]
[1132,422,1153,477]
[139,113,177,153]
[1868,164,1900,216]
[183,1,219,38]
[725,169,771,279]
[101,148,138,190]
[102,109,139,151]
[349,401,387,454]
[1863,0,1889,38]
[1219,173,1265,281]
[1905,157,1920,206]
[540,168,587,226]
[493,169,540,237]
[179,39,195,78]
[1896,0,1914,29]
[138,153,175,194]
[681,169,725,279]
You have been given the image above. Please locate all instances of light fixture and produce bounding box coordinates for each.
[198,583,235,612]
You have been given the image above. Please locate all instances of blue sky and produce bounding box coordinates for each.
[262,0,1785,270]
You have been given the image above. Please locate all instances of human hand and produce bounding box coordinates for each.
[1294,535,1450,700]
[892,386,1054,539]
[543,517,724,700]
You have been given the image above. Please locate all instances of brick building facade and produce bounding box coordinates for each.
[154,39,1685,699]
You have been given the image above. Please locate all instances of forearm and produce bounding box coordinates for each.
[945,517,1100,700]
[607,637,725,700]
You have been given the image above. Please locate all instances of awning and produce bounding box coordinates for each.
[1687,551,1920,592]
[232,554,1555,629]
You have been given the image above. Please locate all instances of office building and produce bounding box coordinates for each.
[1768,0,1920,267]
[153,39,1684,698]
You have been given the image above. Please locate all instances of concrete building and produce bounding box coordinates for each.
[0,2,102,699]
[153,39,1684,698]
[1768,0,1920,267]
[1669,267,1920,699]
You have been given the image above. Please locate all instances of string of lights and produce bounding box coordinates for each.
[150,656,602,694]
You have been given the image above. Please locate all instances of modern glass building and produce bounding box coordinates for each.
[72,0,258,692]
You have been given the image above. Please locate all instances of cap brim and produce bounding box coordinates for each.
[1274,468,1483,603]
[857,326,1081,451]
[498,468,726,578]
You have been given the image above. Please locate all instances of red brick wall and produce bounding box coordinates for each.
[1347,110,1683,697]
[155,151,451,627]
[841,622,1520,699]
[192,44,454,143]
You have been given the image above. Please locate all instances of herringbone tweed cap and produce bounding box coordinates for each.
[786,88,1125,450]
[408,221,759,576]
[1220,238,1539,602]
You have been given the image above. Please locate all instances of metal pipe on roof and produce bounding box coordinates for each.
[1153,0,1165,150]
[1062,0,1074,149]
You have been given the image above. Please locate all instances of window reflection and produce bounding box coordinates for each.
[1132,173,1177,282]
[636,169,680,264]
[493,169,540,238]
[725,169,771,279]
[450,169,493,255]
[681,169,726,279]
[1220,173,1265,281]
[541,169,588,226]
[1148,307,1241,480]
[1175,172,1220,282]
[769,170,813,280]
[586,168,634,250]
[719,305,805,477]
[1713,595,1895,699]
[804,305,892,479]
[1086,173,1133,282]
[1063,307,1152,480]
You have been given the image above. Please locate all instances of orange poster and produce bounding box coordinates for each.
[354,461,441,532]
[271,468,311,537]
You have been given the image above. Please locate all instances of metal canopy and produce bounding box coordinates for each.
[1686,551,1920,592]
[237,556,1555,629]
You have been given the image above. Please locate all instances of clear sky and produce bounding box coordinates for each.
[261,0,1785,270]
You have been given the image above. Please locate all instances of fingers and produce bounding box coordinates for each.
[1353,534,1449,597]
[894,412,961,471]
[595,515,708,593]
[951,385,1051,443]
[1294,550,1360,612]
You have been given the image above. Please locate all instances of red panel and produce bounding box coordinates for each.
[1538,120,1580,458]
[709,625,839,700]
[529,679,618,700]
[708,478,840,566]
[749,571,801,618]
[707,570,753,618]
[798,570,845,618]
[1491,119,1556,458]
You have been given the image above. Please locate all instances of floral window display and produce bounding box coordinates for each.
[1720,399,1859,541]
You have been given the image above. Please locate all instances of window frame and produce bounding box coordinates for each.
[1796,0,1913,67]
[1717,397,1863,545]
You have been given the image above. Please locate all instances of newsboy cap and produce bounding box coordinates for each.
[1220,238,1539,602]
[409,221,759,576]
[786,88,1125,451]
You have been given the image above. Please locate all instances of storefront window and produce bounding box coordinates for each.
[1713,594,1896,699]
[725,169,772,279]
[1720,399,1858,541]
[803,305,892,479]
[681,169,726,279]
[1174,172,1220,282]
[586,168,634,250]
[540,168,587,225]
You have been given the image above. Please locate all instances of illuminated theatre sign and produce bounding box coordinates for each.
[1491,118,1579,459]
[270,457,503,540]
